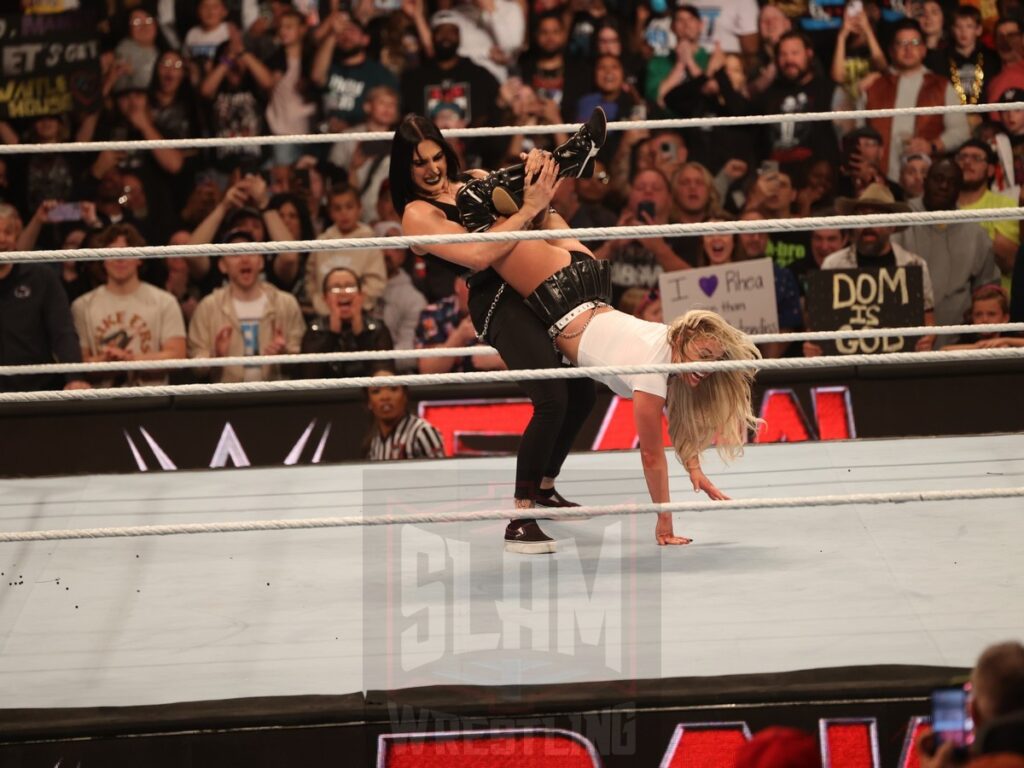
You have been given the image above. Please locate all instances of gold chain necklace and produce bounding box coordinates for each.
[950,51,984,105]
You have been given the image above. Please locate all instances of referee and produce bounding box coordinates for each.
[365,368,445,461]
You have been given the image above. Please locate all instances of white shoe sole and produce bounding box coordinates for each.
[504,539,557,554]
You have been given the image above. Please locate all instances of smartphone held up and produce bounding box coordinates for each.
[48,202,82,223]
[931,685,972,749]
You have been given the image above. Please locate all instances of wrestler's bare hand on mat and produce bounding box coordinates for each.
[656,513,693,546]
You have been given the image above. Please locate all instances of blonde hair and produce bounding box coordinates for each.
[670,162,721,221]
[665,310,762,464]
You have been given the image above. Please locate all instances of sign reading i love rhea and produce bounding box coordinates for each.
[658,258,780,333]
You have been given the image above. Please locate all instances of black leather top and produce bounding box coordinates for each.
[414,173,474,225]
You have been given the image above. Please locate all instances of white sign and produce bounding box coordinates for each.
[658,258,780,334]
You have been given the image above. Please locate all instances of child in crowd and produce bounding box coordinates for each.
[265,7,317,166]
[945,285,1024,349]
[306,184,386,317]
[183,0,231,78]
[115,8,161,91]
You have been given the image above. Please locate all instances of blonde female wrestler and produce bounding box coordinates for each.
[399,122,760,546]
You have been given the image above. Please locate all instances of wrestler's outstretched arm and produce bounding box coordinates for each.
[635,392,692,546]
[401,156,561,272]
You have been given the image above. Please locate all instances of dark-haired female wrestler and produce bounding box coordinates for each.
[389,112,607,554]
[391,111,760,546]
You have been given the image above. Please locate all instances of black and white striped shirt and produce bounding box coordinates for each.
[367,414,446,461]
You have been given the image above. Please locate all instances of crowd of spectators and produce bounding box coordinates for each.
[3,0,1024,411]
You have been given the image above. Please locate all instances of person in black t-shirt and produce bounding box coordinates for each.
[0,205,89,393]
[400,15,499,128]
[755,31,840,168]
[300,267,394,380]
[518,12,589,121]
[925,5,999,108]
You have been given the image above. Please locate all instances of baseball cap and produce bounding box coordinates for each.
[998,87,1024,104]
[222,206,263,232]
[219,228,256,244]
[846,125,883,144]
[431,10,462,28]
[373,220,402,237]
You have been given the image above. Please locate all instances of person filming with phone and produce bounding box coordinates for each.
[917,641,1024,767]
[593,168,694,306]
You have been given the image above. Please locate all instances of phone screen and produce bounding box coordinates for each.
[49,202,82,222]
[931,687,969,747]
[637,201,656,220]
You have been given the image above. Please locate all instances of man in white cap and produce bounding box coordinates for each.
[425,2,524,83]
[400,11,500,126]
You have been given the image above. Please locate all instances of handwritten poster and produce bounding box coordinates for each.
[0,10,100,119]
[659,258,779,334]
[805,266,925,354]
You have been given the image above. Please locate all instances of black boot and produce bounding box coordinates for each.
[454,107,608,230]
[491,106,607,215]
[454,177,498,233]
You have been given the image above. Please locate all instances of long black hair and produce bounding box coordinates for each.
[268,193,315,241]
[388,114,461,215]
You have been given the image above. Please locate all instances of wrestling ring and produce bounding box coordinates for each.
[1,103,1023,768]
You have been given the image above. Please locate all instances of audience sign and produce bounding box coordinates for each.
[0,10,100,119]
[806,266,924,354]
[659,258,779,334]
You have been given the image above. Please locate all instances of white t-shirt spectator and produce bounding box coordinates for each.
[71,283,185,387]
[183,22,229,63]
[233,293,269,382]
[689,0,758,53]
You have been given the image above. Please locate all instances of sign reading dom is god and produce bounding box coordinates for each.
[806,266,924,355]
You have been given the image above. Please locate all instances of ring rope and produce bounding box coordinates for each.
[3,208,1022,264]
[1,487,1020,543]
[1,323,1021,377]
[2,347,1021,404]
[1,102,1018,154]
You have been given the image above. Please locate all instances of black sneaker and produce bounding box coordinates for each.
[533,489,592,521]
[489,107,608,216]
[504,518,557,554]
[533,488,579,508]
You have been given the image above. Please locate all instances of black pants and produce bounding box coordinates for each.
[468,270,596,500]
